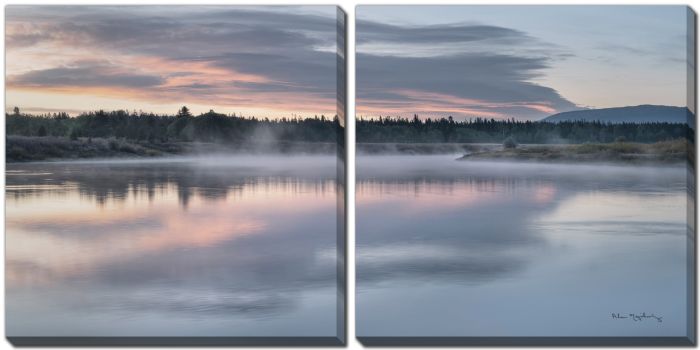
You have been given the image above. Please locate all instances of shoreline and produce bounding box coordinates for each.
[354,139,690,166]
[7,136,691,165]
[457,140,689,165]
[6,136,337,162]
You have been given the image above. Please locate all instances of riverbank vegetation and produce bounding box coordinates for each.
[6,135,337,162]
[6,107,342,161]
[459,139,689,164]
[7,109,693,162]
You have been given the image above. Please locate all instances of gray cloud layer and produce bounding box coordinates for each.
[10,61,165,88]
[357,20,530,45]
[356,19,578,120]
[6,6,340,113]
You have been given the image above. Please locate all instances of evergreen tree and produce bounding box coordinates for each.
[177,106,192,118]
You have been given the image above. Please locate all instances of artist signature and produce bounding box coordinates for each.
[612,312,662,323]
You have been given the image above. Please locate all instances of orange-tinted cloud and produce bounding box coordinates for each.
[6,6,340,118]
[357,89,558,119]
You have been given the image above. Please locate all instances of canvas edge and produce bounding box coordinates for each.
[6,336,346,347]
[356,336,696,347]
[335,4,348,346]
[686,4,698,347]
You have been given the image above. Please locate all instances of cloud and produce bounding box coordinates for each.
[209,52,337,95]
[358,52,577,120]
[8,61,165,88]
[356,19,578,120]
[5,6,341,116]
[6,7,338,51]
[357,20,529,45]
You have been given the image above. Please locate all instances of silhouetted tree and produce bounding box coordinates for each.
[177,106,192,118]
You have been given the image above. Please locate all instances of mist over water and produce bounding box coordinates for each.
[6,155,341,337]
[358,154,686,180]
[356,155,690,337]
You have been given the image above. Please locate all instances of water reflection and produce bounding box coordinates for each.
[356,156,689,337]
[6,156,340,337]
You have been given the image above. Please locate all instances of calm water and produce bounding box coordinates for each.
[6,156,341,337]
[357,155,692,337]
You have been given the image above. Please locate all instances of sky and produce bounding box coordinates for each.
[6,6,340,118]
[356,5,691,120]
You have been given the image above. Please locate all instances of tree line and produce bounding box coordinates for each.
[6,107,341,144]
[357,115,692,144]
[7,108,692,145]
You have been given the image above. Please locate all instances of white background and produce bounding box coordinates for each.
[0,0,698,349]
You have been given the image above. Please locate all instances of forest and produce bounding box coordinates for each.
[357,115,691,144]
[6,107,341,144]
[7,109,692,146]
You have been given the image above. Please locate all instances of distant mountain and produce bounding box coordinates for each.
[543,105,689,124]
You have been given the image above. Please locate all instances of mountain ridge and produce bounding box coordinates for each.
[543,105,689,124]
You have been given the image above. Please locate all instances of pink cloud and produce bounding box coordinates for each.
[357,89,558,120]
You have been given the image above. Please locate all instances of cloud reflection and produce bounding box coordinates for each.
[356,156,688,286]
[6,157,339,322]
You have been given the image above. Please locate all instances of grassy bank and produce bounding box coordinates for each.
[458,139,689,164]
[357,142,493,155]
[6,136,337,162]
[7,136,180,162]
